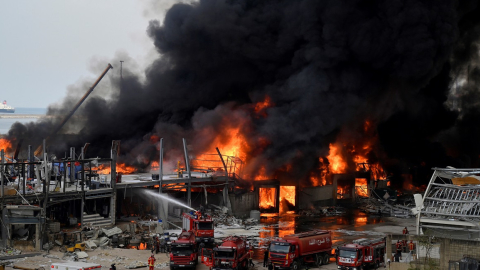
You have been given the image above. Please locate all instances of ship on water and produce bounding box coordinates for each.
[0,100,15,113]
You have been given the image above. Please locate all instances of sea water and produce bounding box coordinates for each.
[0,107,46,135]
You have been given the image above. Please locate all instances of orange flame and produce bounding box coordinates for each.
[337,186,345,199]
[279,186,295,213]
[150,161,159,171]
[193,123,251,177]
[254,166,271,180]
[355,178,368,197]
[327,143,347,174]
[139,242,147,250]
[150,134,160,144]
[259,188,276,209]
[310,158,328,186]
[355,216,367,226]
[327,120,386,182]
[310,175,320,186]
[0,138,12,152]
[197,121,249,160]
[254,96,274,117]
[96,163,136,174]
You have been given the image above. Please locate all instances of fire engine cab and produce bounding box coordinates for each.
[336,238,385,270]
[183,211,214,243]
[169,230,199,270]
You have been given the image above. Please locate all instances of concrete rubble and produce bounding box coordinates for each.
[102,227,123,237]
[0,248,22,256]
[125,260,147,268]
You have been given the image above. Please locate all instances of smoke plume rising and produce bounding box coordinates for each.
[6,0,480,186]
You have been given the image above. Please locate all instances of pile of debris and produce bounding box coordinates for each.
[298,206,347,217]
[0,248,22,257]
[357,197,414,218]
[45,219,169,260]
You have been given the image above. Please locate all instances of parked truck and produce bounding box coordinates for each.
[169,230,199,270]
[183,211,215,243]
[336,237,385,270]
[211,236,250,270]
[269,230,332,270]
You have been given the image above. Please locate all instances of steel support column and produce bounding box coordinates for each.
[70,147,75,186]
[158,138,168,229]
[216,148,231,213]
[1,149,4,198]
[183,138,192,207]
[110,141,118,226]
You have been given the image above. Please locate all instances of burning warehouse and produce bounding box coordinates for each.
[1,0,480,259]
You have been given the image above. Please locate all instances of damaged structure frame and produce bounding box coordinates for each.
[0,138,246,251]
[417,167,480,240]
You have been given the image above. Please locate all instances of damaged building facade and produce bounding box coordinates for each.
[0,134,400,252]
[0,139,263,251]
[417,167,480,240]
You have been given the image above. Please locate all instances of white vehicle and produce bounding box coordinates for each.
[51,262,101,270]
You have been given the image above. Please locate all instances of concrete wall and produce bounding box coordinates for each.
[229,192,258,218]
[445,238,480,266]
[388,263,410,270]
[387,234,480,270]
[297,185,334,209]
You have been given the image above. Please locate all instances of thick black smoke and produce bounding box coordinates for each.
[6,0,480,186]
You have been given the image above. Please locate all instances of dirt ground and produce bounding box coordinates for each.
[8,247,170,270]
[5,216,413,269]
[5,250,389,270]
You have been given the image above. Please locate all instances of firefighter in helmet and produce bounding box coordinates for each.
[148,254,156,270]
[395,240,402,254]
[409,240,416,260]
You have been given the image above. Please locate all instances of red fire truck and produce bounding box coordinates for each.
[210,236,250,270]
[269,230,332,270]
[183,211,215,243]
[169,230,199,270]
[336,237,385,270]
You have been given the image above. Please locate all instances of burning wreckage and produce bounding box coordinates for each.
[0,133,422,254]
[6,138,479,267]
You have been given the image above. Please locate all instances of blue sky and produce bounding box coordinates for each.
[0,1,177,108]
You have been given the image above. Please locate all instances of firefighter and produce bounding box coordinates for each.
[394,251,401,262]
[155,236,160,254]
[409,240,416,260]
[263,249,269,267]
[148,254,156,270]
[150,237,156,254]
[395,240,402,254]
[402,239,408,252]
[249,247,255,268]
[402,227,409,234]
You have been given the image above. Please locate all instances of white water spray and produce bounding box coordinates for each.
[142,190,196,211]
